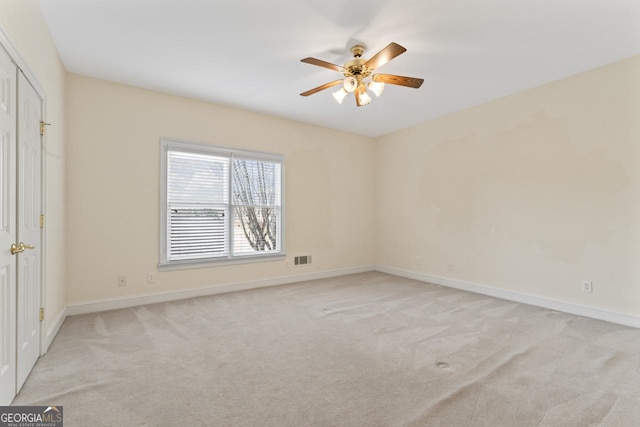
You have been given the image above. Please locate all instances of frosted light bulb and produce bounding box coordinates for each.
[343,77,358,93]
[332,88,348,104]
[368,81,385,97]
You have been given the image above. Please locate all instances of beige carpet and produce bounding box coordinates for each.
[13,272,640,426]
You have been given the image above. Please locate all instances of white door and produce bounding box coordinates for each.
[0,46,17,405]
[16,70,41,391]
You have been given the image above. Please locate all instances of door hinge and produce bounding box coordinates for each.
[40,121,51,136]
[40,214,45,229]
[39,308,44,322]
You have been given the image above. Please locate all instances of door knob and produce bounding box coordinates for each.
[10,242,36,255]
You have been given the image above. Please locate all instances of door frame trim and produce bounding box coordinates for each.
[0,24,48,357]
[0,27,46,96]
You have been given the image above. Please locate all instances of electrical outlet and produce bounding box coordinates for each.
[416,256,422,266]
[147,272,155,284]
[117,276,127,287]
[581,280,593,293]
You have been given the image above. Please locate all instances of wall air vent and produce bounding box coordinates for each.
[294,255,312,266]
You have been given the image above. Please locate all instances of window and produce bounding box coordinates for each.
[160,138,284,267]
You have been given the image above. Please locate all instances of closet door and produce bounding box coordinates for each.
[16,70,42,391]
[0,46,17,406]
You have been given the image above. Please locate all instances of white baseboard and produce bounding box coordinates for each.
[375,265,640,329]
[66,265,375,316]
[46,306,67,350]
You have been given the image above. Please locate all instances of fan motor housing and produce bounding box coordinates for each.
[344,58,371,79]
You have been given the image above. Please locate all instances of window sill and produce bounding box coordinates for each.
[158,253,286,271]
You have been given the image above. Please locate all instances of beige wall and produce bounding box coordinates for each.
[376,55,640,316]
[0,1,67,327]
[3,3,636,321]
[65,74,375,303]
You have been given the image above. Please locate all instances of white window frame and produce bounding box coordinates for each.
[159,137,285,270]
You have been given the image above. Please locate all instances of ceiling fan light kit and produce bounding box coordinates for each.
[300,42,424,107]
[343,76,358,92]
[332,88,348,104]
[368,80,384,97]
[357,84,372,106]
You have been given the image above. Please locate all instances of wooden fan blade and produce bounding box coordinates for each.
[372,73,424,88]
[301,57,345,72]
[300,80,343,97]
[364,42,406,70]
[355,87,362,107]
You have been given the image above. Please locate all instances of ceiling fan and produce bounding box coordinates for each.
[300,42,424,107]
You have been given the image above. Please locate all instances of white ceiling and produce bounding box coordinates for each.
[38,0,640,137]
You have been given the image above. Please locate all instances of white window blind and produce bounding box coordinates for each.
[167,151,229,260]
[161,138,284,266]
